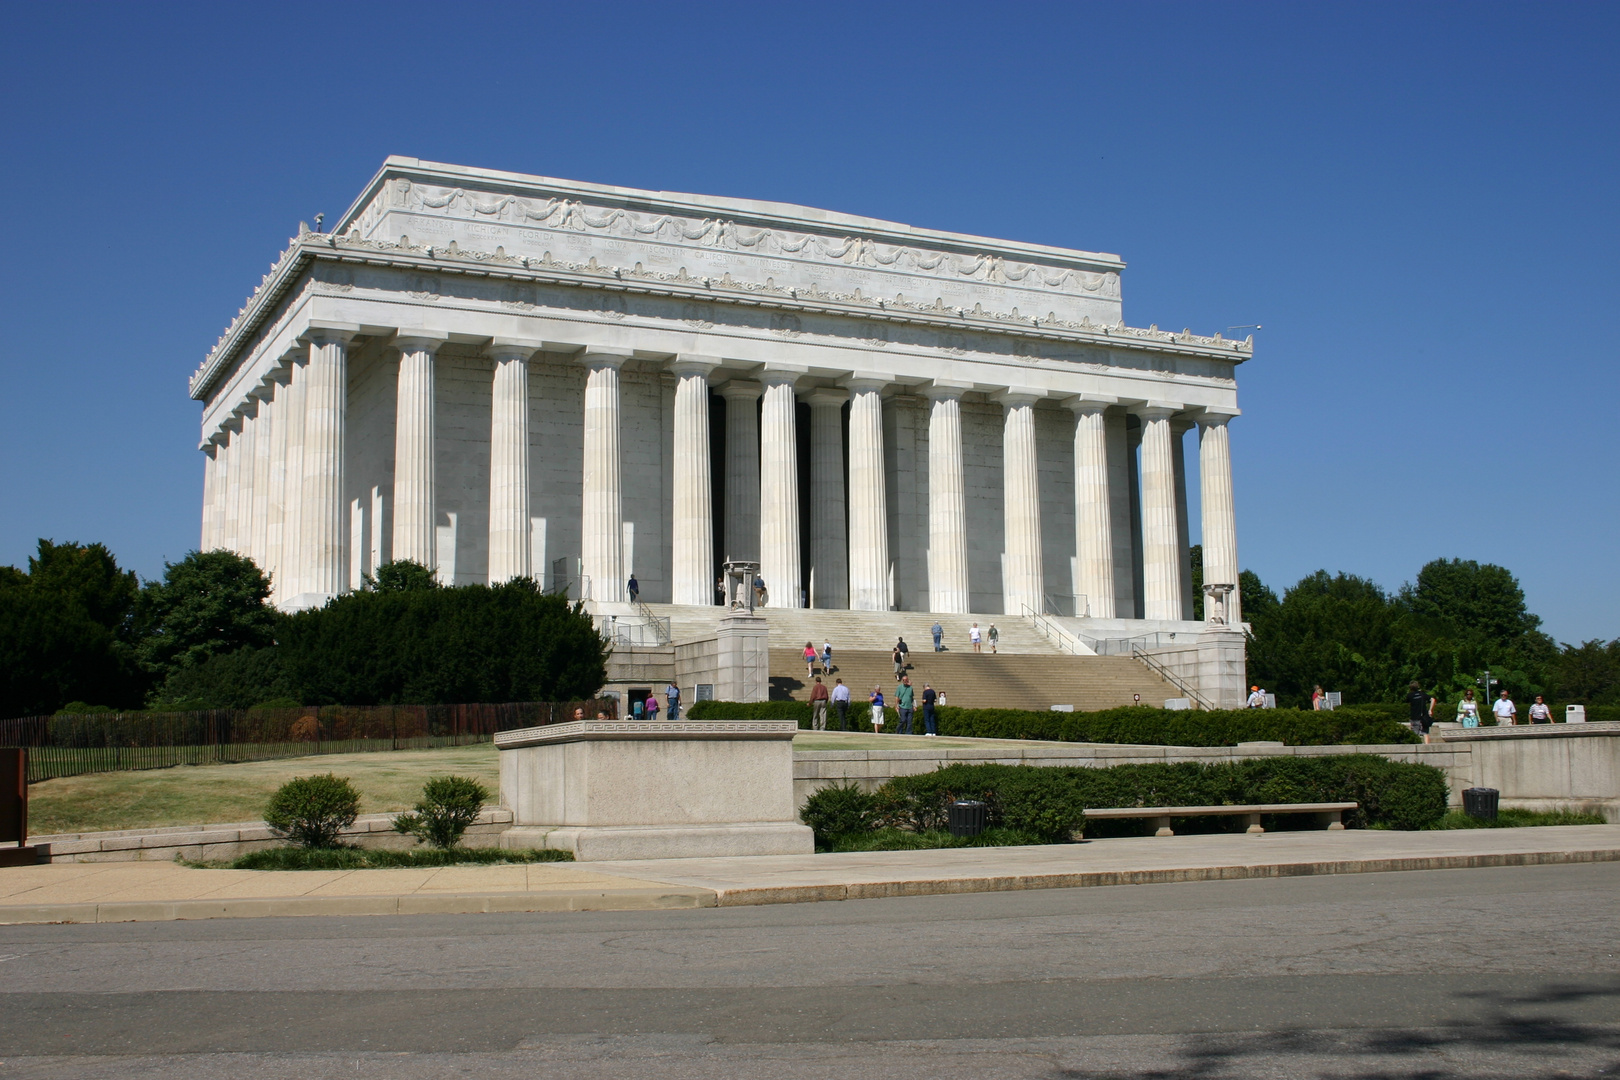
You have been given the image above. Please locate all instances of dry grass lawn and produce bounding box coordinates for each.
[27,730,1057,835]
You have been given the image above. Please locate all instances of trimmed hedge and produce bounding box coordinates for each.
[689,700,1419,746]
[800,755,1449,846]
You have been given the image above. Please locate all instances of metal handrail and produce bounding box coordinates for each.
[1019,604,1087,655]
[1129,645,1214,711]
[629,597,672,646]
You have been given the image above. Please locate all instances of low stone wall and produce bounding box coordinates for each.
[36,808,515,863]
[1435,722,1620,822]
[793,741,1473,809]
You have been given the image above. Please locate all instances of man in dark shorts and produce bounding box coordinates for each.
[1406,681,1434,742]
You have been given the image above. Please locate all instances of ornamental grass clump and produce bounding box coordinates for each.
[264,773,361,849]
[392,775,490,850]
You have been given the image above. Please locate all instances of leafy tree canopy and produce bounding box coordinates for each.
[364,559,440,593]
[134,549,279,679]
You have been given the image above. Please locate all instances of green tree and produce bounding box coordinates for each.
[134,550,279,680]
[278,578,608,705]
[1549,638,1620,705]
[149,645,295,709]
[0,540,147,716]
[364,559,439,593]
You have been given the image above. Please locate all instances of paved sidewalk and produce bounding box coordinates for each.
[1,825,1615,925]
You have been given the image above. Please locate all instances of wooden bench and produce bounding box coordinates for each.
[1082,802,1358,837]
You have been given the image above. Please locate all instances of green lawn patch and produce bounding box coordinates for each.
[220,846,573,870]
[1423,809,1606,830]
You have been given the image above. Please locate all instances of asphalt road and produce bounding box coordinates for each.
[0,863,1616,1078]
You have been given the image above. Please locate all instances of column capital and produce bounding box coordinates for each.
[803,387,849,410]
[921,381,972,402]
[1133,401,1183,421]
[394,329,450,354]
[1196,407,1241,428]
[759,365,809,389]
[578,349,631,370]
[842,373,894,395]
[717,378,763,402]
[670,353,722,378]
[1065,394,1119,417]
[301,321,360,347]
[486,338,543,362]
[992,387,1046,409]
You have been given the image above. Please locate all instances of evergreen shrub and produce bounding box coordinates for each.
[263,773,361,848]
[392,775,490,850]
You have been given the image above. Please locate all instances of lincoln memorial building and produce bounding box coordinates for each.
[191,158,1249,701]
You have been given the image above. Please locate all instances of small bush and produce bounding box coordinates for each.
[827,827,1049,852]
[1423,808,1606,830]
[264,773,361,849]
[229,846,573,870]
[393,775,490,850]
[799,783,879,846]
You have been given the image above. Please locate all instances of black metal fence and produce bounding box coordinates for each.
[0,700,619,783]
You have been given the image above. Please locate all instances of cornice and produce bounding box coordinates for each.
[192,231,1252,402]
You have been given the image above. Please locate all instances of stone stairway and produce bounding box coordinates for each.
[769,648,1184,712]
[640,603,1067,655]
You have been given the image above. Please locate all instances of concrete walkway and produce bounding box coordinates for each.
[2,824,1616,925]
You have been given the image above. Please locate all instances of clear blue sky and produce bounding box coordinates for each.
[2,2,1614,642]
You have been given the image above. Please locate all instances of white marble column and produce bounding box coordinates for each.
[392,334,443,571]
[1199,411,1241,623]
[1069,397,1117,619]
[719,380,761,563]
[487,340,539,583]
[234,410,257,558]
[924,385,969,614]
[1172,418,1195,620]
[997,390,1044,616]
[671,355,719,605]
[265,376,290,589]
[805,389,848,609]
[758,370,802,608]
[1104,410,1135,617]
[278,358,308,604]
[846,378,890,611]
[581,350,629,603]
[249,392,274,570]
[299,328,354,600]
[201,443,220,551]
[1137,404,1184,621]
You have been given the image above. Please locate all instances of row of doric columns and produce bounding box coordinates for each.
[204,337,1239,620]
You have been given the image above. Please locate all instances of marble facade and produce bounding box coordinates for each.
[193,158,1249,623]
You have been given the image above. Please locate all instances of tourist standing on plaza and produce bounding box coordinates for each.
[987,624,999,654]
[1311,685,1326,710]
[922,683,938,736]
[1457,688,1481,727]
[831,678,850,730]
[572,706,586,722]
[809,676,830,730]
[1529,694,1553,724]
[753,574,767,607]
[969,623,982,652]
[869,686,886,733]
[632,696,645,719]
[1493,690,1517,726]
[803,641,818,678]
[896,676,916,734]
[931,621,944,652]
[1406,681,1434,741]
[665,683,681,721]
[1247,685,1266,709]
[645,693,659,719]
[627,574,639,603]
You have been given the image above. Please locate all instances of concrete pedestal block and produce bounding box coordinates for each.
[716,614,769,703]
[496,719,812,861]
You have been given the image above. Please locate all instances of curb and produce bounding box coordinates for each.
[0,886,716,925]
[701,847,1620,906]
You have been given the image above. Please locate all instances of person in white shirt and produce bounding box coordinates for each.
[1492,690,1517,726]
[969,623,983,653]
[1528,694,1553,724]
[830,678,851,730]
[1246,686,1266,709]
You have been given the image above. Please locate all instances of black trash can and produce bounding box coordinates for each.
[1462,787,1499,821]
[948,800,988,837]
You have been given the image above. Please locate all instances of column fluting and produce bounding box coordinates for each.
[278,358,308,603]
[1138,404,1184,621]
[201,443,220,551]
[233,410,257,558]
[1104,410,1135,617]
[487,341,539,583]
[581,351,628,603]
[299,329,353,599]
[671,356,719,605]
[265,376,290,590]
[392,335,442,571]
[998,391,1044,616]
[924,386,969,614]
[805,389,848,609]
[718,380,761,563]
[1199,412,1241,623]
[846,378,890,612]
[1069,398,1116,619]
[250,392,273,571]
[1172,418,1195,620]
[758,371,802,609]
